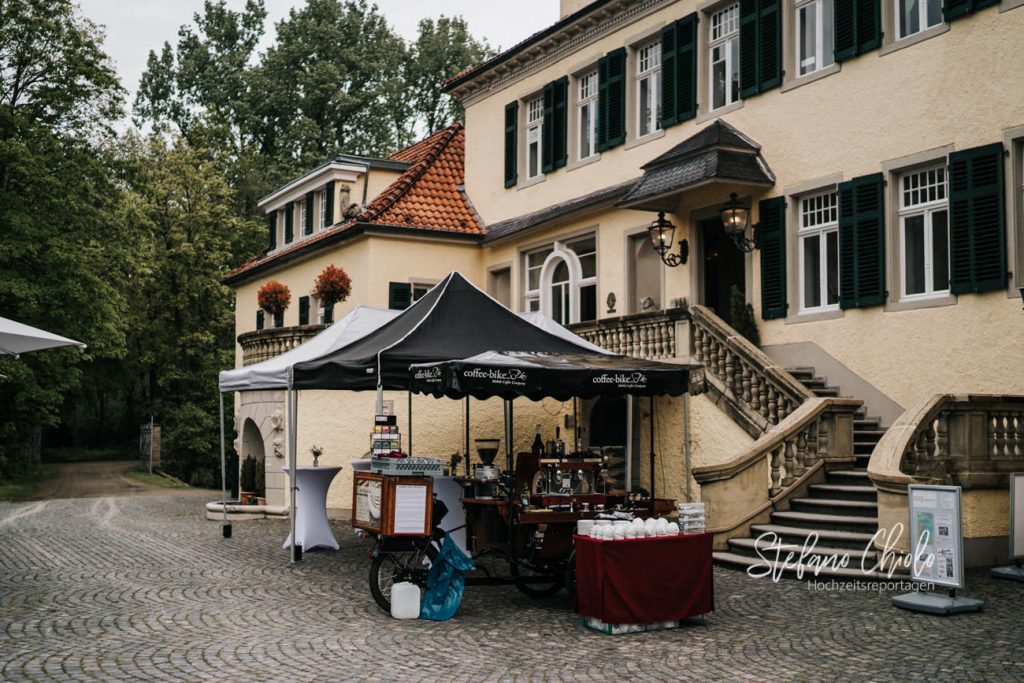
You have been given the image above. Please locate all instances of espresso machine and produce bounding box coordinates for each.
[472,438,502,499]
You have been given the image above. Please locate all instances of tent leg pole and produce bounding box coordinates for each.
[649,396,655,516]
[573,397,579,453]
[289,387,299,563]
[464,396,470,476]
[683,394,692,503]
[504,399,514,563]
[408,389,412,456]
[219,392,231,538]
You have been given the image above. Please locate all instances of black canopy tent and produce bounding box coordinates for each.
[409,350,703,514]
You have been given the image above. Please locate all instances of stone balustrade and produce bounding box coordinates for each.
[687,304,814,429]
[567,308,687,360]
[237,325,325,366]
[693,396,861,546]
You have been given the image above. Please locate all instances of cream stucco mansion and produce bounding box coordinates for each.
[224,0,1024,571]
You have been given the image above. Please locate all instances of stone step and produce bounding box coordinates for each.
[808,483,877,502]
[812,387,842,398]
[749,523,877,549]
[854,418,881,429]
[827,469,871,484]
[854,442,879,455]
[791,497,878,516]
[713,551,888,580]
[772,510,878,531]
[726,537,878,562]
[855,428,888,439]
[786,367,816,379]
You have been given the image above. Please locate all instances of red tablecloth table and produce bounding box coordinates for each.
[574,532,714,624]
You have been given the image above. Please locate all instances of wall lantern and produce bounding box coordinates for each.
[647,212,688,267]
[721,193,756,253]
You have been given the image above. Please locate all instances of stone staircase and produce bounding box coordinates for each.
[713,367,888,579]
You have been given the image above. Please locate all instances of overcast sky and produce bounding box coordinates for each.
[77,0,560,109]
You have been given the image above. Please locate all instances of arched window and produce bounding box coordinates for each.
[523,234,597,326]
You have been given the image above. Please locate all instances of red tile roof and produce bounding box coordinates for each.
[225,123,482,284]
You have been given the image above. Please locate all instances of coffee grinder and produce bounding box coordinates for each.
[472,438,501,499]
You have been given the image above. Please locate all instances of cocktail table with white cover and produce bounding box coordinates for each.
[282,466,342,551]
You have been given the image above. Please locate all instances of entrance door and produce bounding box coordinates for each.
[700,217,745,325]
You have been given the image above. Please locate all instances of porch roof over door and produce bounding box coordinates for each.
[617,120,775,213]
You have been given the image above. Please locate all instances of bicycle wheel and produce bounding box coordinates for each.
[369,548,429,613]
[511,560,563,598]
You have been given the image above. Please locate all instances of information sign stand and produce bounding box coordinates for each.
[892,484,984,615]
[991,473,1024,582]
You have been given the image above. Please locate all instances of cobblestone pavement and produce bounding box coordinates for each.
[1,494,1023,682]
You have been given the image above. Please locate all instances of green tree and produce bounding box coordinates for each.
[405,16,492,135]
[117,136,262,485]
[0,0,127,478]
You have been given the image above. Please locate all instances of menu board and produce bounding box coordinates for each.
[1012,473,1024,560]
[907,484,963,589]
[352,473,382,532]
[393,484,428,534]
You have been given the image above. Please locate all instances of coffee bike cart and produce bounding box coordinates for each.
[357,350,699,613]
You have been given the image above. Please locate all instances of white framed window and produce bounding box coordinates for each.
[710,3,740,111]
[796,0,835,76]
[578,71,598,160]
[636,41,661,137]
[318,190,328,229]
[298,201,307,234]
[526,96,543,180]
[522,235,598,324]
[411,280,436,302]
[899,165,949,299]
[799,191,840,312]
[897,0,942,39]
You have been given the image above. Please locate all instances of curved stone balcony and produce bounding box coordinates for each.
[238,324,326,366]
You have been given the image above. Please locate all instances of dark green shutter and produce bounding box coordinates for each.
[597,48,626,152]
[660,13,698,129]
[740,0,782,99]
[274,311,283,328]
[949,143,1006,294]
[324,303,334,324]
[267,212,277,250]
[542,81,555,173]
[552,77,568,170]
[944,0,998,22]
[838,173,886,308]
[304,192,313,235]
[758,196,787,319]
[834,0,881,62]
[504,101,518,188]
[389,282,412,310]
[324,180,335,228]
[298,296,309,326]
[256,310,264,331]
[284,202,294,243]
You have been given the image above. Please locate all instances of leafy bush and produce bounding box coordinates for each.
[257,280,291,316]
[729,285,761,346]
[314,265,352,307]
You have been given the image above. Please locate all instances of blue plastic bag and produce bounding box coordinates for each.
[419,532,474,621]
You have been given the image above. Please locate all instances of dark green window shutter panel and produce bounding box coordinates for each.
[504,101,518,188]
[284,202,294,243]
[274,311,284,328]
[739,0,760,98]
[740,0,781,98]
[758,0,782,92]
[838,173,886,308]
[256,310,264,331]
[267,212,277,250]
[758,196,787,319]
[542,81,555,173]
[298,296,309,326]
[552,77,568,170]
[949,143,1006,294]
[389,282,412,310]
[660,22,678,127]
[943,0,971,20]
[304,192,313,235]
[834,0,880,62]
[660,14,698,129]
[324,180,335,228]
[597,48,626,152]
[324,303,334,324]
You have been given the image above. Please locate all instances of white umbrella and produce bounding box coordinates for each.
[0,316,86,358]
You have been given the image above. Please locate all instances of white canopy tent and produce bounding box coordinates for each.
[215,297,608,550]
[0,316,86,357]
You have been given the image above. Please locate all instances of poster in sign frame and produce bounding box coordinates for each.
[1011,472,1024,561]
[906,484,964,590]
